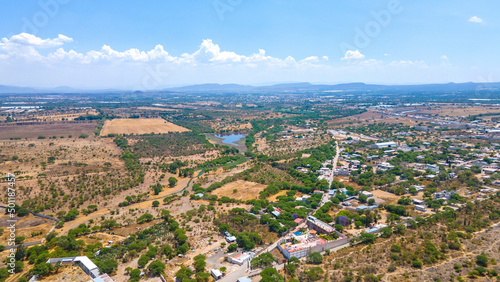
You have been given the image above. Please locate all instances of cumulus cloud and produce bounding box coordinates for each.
[468,16,483,23]
[341,50,365,60]
[2,33,72,48]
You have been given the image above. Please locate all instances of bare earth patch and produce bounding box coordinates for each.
[212,180,267,201]
[100,118,189,136]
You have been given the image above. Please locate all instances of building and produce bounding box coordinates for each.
[378,162,395,171]
[228,252,255,265]
[433,190,455,200]
[46,256,114,282]
[412,199,425,205]
[415,205,427,212]
[211,269,223,280]
[359,191,373,197]
[426,164,440,172]
[306,216,335,236]
[371,142,398,149]
[277,230,349,259]
[237,277,252,282]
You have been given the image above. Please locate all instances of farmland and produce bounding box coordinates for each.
[100,118,189,136]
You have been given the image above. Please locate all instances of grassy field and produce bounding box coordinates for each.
[211,180,267,201]
[100,118,189,135]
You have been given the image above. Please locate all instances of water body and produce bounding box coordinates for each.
[215,133,246,146]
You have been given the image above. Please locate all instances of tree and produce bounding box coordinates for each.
[251,252,275,268]
[168,177,178,187]
[359,232,375,244]
[148,261,166,276]
[130,269,141,281]
[99,259,118,274]
[15,245,27,260]
[138,254,149,268]
[152,200,160,207]
[358,195,368,203]
[193,254,206,273]
[175,266,193,280]
[307,252,323,264]
[228,243,238,252]
[368,198,376,206]
[260,267,284,282]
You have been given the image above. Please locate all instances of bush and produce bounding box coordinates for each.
[412,260,423,268]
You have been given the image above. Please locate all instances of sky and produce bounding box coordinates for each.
[0,0,499,90]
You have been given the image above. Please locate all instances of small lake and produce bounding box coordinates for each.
[215,134,246,146]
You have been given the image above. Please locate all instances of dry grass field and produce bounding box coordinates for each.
[100,118,189,136]
[211,180,267,201]
[414,104,500,117]
[0,121,97,140]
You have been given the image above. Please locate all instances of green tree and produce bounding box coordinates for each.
[168,177,178,187]
[307,252,323,264]
[148,261,166,276]
[260,267,284,282]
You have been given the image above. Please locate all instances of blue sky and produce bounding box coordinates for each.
[0,0,499,89]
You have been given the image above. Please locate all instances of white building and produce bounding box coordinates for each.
[228,252,255,265]
[371,142,398,149]
[211,269,223,280]
[359,191,373,197]
[378,162,395,171]
[415,205,427,212]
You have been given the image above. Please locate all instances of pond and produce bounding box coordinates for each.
[215,133,246,146]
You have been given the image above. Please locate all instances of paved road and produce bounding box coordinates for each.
[4,240,42,250]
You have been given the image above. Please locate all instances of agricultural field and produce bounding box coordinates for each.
[100,118,189,136]
[0,121,97,140]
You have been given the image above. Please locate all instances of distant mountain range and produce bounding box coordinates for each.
[1,82,499,94]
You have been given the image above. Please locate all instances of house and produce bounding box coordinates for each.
[271,211,280,218]
[483,168,497,174]
[433,190,455,200]
[334,167,350,176]
[211,269,223,280]
[229,252,255,265]
[412,199,425,205]
[237,277,253,282]
[328,190,337,198]
[378,162,395,171]
[412,185,426,192]
[350,160,361,166]
[426,164,440,173]
[371,142,398,149]
[359,191,373,197]
[415,205,427,212]
[226,235,237,243]
[46,256,114,282]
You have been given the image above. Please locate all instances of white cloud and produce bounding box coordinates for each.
[322,56,329,61]
[341,50,365,60]
[2,33,72,48]
[468,16,483,23]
